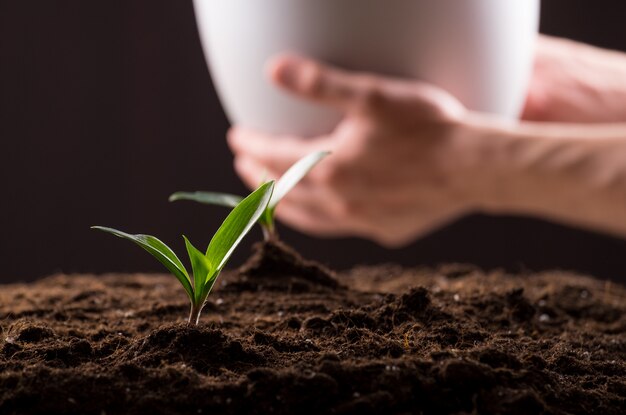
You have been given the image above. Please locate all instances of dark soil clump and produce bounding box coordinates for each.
[231,240,341,292]
[0,264,624,414]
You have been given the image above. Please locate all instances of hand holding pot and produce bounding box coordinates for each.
[229,53,626,245]
[228,55,490,246]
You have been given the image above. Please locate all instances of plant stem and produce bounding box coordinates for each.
[188,303,203,325]
[261,223,279,242]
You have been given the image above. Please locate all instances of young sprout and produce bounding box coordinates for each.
[169,151,329,241]
[92,181,274,325]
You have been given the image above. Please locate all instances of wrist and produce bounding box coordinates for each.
[450,110,626,236]
[448,114,524,215]
[462,117,626,224]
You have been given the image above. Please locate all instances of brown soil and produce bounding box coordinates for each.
[1,246,625,414]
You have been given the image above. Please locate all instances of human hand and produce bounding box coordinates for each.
[522,35,626,123]
[228,55,495,247]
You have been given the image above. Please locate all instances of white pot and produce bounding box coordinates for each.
[193,0,540,136]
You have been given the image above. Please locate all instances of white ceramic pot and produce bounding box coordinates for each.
[193,0,540,136]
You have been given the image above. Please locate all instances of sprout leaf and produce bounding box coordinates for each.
[206,181,274,272]
[91,227,193,299]
[183,235,211,303]
[169,191,243,208]
[270,151,330,209]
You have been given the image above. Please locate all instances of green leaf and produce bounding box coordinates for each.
[206,181,274,272]
[169,191,243,208]
[258,207,274,229]
[200,269,221,303]
[270,151,330,209]
[91,226,194,300]
[183,236,211,304]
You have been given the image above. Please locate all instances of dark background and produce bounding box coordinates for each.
[1,1,625,283]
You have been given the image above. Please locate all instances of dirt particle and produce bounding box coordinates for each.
[11,322,55,343]
[399,287,431,315]
[439,359,494,388]
[302,316,334,334]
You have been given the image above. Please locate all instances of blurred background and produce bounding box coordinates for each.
[1,0,625,283]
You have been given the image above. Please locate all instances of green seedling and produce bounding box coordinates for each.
[93,181,274,325]
[170,151,329,241]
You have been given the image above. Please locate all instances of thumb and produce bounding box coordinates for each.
[266,54,370,112]
[266,55,464,121]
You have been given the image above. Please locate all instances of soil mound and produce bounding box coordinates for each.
[226,240,341,293]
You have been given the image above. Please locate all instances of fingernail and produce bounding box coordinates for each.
[226,128,235,142]
[233,156,249,174]
[275,59,301,88]
[226,128,242,149]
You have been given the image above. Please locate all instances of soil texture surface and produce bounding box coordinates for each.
[1,249,625,414]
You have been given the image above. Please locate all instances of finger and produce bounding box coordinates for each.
[233,156,276,190]
[228,127,334,173]
[267,54,378,112]
[280,184,422,246]
[279,183,359,221]
[268,54,464,120]
[274,201,355,238]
